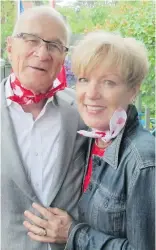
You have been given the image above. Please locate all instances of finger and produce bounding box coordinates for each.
[32,203,55,220]
[27,232,55,243]
[48,207,67,216]
[24,210,48,229]
[23,221,47,236]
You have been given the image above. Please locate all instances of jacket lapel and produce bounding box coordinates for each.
[1,79,39,203]
[47,96,79,206]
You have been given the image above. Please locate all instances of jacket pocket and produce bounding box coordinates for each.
[90,187,126,237]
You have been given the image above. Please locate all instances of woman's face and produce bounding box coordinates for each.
[76,64,137,131]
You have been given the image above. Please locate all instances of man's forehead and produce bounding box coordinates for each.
[16,14,66,41]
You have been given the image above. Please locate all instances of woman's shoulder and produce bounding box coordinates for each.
[122,125,155,170]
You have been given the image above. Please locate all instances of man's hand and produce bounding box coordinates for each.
[23,203,73,243]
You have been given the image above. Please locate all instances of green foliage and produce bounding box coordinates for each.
[57,1,155,113]
[56,5,110,33]
[1,1,16,60]
[101,1,155,113]
[1,1,155,112]
[56,7,92,34]
[89,6,110,26]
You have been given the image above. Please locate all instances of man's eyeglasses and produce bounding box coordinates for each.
[13,33,69,55]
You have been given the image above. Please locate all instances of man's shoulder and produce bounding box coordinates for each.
[1,77,7,89]
[55,87,87,129]
[1,78,8,108]
[56,87,76,106]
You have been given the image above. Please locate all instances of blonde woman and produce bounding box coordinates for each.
[24,31,155,250]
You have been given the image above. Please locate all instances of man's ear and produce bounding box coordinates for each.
[6,36,13,62]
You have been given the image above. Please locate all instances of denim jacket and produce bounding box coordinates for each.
[66,105,155,250]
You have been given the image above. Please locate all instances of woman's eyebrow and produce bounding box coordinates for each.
[100,73,122,80]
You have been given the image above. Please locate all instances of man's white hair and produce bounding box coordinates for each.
[12,6,71,46]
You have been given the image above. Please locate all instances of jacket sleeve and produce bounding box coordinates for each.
[65,166,155,250]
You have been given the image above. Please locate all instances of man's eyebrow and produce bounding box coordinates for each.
[49,38,63,45]
[25,33,64,45]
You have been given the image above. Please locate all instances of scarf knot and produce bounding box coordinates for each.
[77,108,127,143]
[8,72,66,105]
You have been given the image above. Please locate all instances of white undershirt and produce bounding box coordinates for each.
[6,77,60,250]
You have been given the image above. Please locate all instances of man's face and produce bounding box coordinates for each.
[7,15,67,94]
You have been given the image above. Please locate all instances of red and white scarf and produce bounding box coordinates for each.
[7,72,66,105]
[78,108,127,143]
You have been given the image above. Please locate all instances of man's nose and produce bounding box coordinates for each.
[86,82,101,99]
[34,44,51,61]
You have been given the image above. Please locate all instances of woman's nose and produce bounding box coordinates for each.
[86,82,101,99]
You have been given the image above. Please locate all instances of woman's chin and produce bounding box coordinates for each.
[84,120,108,131]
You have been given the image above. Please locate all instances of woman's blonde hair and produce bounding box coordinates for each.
[72,31,149,88]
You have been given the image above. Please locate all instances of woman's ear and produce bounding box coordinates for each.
[131,83,141,103]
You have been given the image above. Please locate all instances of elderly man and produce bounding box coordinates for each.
[1,6,87,250]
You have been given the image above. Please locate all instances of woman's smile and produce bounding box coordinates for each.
[84,104,106,114]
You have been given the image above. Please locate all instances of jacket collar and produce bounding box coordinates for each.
[102,105,139,169]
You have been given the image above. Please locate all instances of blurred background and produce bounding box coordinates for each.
[1,0,155,132]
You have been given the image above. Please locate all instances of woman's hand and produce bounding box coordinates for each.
[23,203,73,243]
